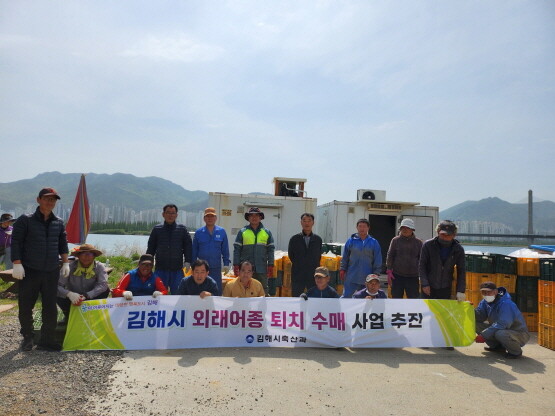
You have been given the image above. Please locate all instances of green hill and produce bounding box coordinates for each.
[0,171,208,211]
[440,197,555,234]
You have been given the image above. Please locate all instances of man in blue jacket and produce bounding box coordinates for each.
[340,219,382,298]
[474,281,530,359]
[147,204,192,294]
[192,207,230,293]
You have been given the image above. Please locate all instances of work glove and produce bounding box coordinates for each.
[152,291,162,299]
[456,292,466,302]
[184,262,191,275]
[300,293,308,301]
[386,269,395,286]
[67,291,83,305]
[339,270,346,282]
[475,334,486,343]
[267,266,274,278]
[233,265,240,276]
[123,291,133,301]
[222,266,230,275]
[60,262,70,278]
[12,263,25,280]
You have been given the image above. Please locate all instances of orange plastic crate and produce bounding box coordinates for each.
[539,302,555,326]
[495,274,517,293]
[465,289,482,306]
[538,280,555,304]
[538,324,555,351]
[517,258,540,277]
[522,312,538,332]
[466,272,496,291]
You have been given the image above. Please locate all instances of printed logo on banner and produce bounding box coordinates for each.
[246,335,255,343]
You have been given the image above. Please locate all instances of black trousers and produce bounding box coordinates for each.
[422,286,452,300]
[390,274,420,299]
[57,289,111,318]
[292,277,314,297]
[18,267,59,342]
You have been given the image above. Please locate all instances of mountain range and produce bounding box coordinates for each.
[2,173,554,233]
[0,172,208,212]
[440,197,555,234]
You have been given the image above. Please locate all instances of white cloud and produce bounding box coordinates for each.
[121,33,224,62]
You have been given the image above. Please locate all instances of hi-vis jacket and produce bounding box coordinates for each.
[233,223,275,273]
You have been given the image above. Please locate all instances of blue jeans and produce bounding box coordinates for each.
[341,281,364,298]
[156,269,185,295]
[210,268,222,295]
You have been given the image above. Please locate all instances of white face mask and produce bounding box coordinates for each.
[483,295,496,303]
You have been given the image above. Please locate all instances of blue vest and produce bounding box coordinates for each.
[127,268,157,296]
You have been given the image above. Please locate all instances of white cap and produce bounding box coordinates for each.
[400,218,415,230]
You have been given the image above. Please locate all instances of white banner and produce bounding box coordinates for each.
[63,296,475,351]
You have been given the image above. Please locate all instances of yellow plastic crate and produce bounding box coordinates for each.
[538,324,555,351]
[495,274,517,293]
[517,258,540,277]
[523,312,538,332]
[538,280,555,304]
[539,302,555,326]
[465,289,482,306]
[280,287,292,297]
[466,272,496,291]
[336,284,344,296]
[274,256,283,271]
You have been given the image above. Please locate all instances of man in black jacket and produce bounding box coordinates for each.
[11,187,70,351]
[288,213,322,297]
[419,220,466,301]
[147,204,192,294]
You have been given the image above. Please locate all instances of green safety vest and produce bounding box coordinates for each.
[242,228,270,246]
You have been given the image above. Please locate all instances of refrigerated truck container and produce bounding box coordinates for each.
[208,178,317,254]
[316,190,439,267]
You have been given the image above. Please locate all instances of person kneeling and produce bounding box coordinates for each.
[474,282,530,359]
[223,261,265,298]
[177,259,220,298]
[352,274,387,299]
[301,267,339,299]
[112,254,167,300]
[57,244,110,325]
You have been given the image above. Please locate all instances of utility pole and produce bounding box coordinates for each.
[528,189,533,245]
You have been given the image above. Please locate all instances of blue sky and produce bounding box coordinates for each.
[1,1,554,210]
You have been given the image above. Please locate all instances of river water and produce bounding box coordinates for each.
[80,234,526,257]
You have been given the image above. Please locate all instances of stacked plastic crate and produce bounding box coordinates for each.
[515,258,540,331]
[538,259,555,350]
[464,254,496,306]
[320,253,343,296]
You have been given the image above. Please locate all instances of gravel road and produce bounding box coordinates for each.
[0,307,123,416]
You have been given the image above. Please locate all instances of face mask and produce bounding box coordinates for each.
[483,295,496,303]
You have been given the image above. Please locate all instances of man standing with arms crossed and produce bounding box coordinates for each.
[147,204,192,294]
[288,213,322,297]
[11,188,70,351]
[233,207,275,296]
[192,207,230,294]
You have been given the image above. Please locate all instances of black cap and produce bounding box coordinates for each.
[437,220,457,235]
[480,282,497,291]
[38,187,61,200]
[0,213,15,223]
